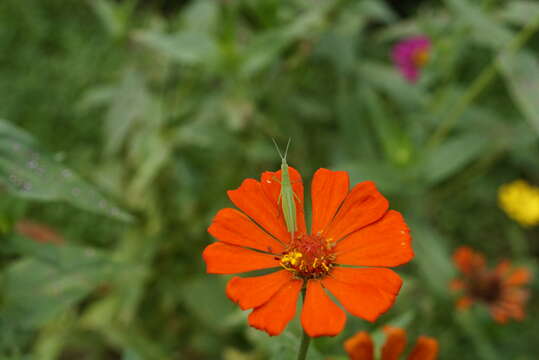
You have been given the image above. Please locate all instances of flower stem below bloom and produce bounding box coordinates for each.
[296,288,311,360]
[296,329,311,360]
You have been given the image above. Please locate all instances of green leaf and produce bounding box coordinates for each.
[422,133,488,185]
[89,0,136,38]
[0,119,132,221]
[444,0,513,49]
[359,62,427,108]
[180,276,237,332]
[247,327,324,360]
[100,68,154,156]
[241,7,326,77]
[358,0,396,23]
[133,30,218,66]
[408,222,455,296]
[182,0,219,34]
[1,238,113,328]
[499,1,539,27]
[499,51,539,135]
[363,87,414,166]
[33,311,77,360]
[456,310,500,360]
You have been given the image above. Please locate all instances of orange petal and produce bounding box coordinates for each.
[301,280,346,337]
[490,305,509,324]
[248,279,302,336]
[260,166,307,237]
[208,208,284,253]
[407,336,439,360]
[449,279,465,291]
[310,168,350,235]
[494,260,511,277]
[506,268,532,286]
[452,246,485,274]
[227,178,290,243]
[381,326,407,360]
[344,331,374,360]
[203,242,280,274]
[335,210,413,267]
[226,270,292,310]
[325,181,389,242]
[323,267,402,322]
[455,296,473,310]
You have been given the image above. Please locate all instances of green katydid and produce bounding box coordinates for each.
[272,138,299,240]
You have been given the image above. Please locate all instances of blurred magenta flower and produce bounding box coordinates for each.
[392,36,431,83]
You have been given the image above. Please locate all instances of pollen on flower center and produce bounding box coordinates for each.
[278,234,336,279]
[470,272,502,303]
[412,48,429,67]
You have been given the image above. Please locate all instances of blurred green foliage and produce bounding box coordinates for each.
[1,0,539,359]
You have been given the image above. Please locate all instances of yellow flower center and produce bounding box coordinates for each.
[413,49,429,68]
[279,234,336,279]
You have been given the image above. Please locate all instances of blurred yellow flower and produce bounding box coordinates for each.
[498,180,539,227]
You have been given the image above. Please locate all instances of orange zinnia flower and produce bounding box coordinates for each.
[451,246,532,323]
[202,167,414,336]
[345,326,439,360]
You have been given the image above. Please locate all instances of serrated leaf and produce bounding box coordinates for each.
[0,119,132,221]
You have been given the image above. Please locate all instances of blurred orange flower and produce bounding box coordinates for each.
[344,326,438,360]
[15,220,64,245]
[203,167,414,336]
[451,246,531,323]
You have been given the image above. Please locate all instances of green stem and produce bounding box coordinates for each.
[427,12,539,149]
[296,288,311,360]
[296,330,311,360]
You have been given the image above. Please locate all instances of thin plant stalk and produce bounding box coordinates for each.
[296,288,311,360]
[427,12,539,148]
